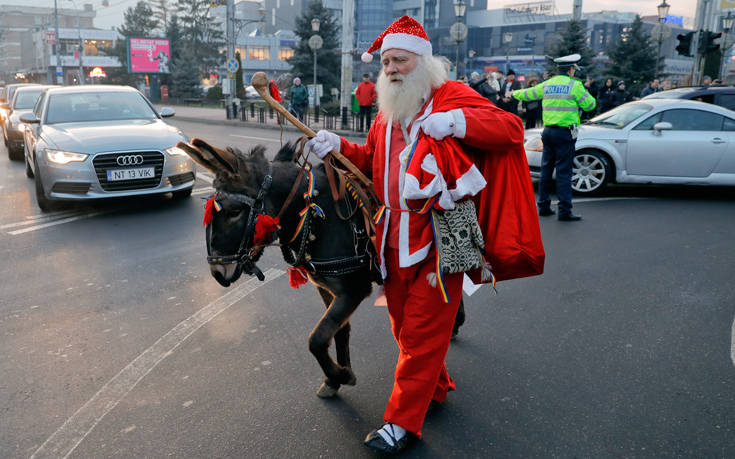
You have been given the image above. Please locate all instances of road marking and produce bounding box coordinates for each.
[570,197,649,204]
[2,211,83,229]
[731,317,735,367]
[230,134,283,143]
[30,268,284,459]
[197,172,214,184]
[192,187,214,196]
[25,210,81,220]
[8,212,109,235]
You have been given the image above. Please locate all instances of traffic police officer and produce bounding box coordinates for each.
[512,54,596,221]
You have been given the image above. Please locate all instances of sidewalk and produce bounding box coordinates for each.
[155,104,368,139]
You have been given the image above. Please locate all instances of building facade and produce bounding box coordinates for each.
[0,4,97,79]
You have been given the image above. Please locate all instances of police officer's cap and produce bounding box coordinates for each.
[554,53,581,68]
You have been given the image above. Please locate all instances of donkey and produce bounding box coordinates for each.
[180,138,377,398]
[179,138,466,398]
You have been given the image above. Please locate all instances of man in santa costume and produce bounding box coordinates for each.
[307,15,526,454]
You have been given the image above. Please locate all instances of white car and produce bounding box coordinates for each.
[523,99,735,195]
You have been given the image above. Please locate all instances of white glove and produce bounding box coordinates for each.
[421,109,466,140]
[306,130,341,159]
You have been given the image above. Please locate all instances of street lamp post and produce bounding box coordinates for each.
[450,1,467,79]
[655,0,671,75]
[53,0,62,84]
[308,18,322,123]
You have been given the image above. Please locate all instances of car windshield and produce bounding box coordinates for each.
[46,91,157,124]
[13,88,44,109]
[586,102,653,129]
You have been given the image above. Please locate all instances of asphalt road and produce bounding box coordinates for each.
[1,119,734,458]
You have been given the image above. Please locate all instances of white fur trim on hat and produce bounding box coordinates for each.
[361,52,373,63]
[380,32,432,57]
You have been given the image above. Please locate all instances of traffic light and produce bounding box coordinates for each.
[675,32,694,56]
[698,31,723,54]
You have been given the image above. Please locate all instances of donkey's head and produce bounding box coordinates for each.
[177,138,299,287]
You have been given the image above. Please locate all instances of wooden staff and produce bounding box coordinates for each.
[250,72,373,189]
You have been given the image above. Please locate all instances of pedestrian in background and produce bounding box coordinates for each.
[639,78,660,98]
[288,77,309,122]
[661,79,672,91]
[499,69,521,115]
[469,71,498,104]
[512,53,596,221]
[597,78,615,114]
[612,80,632,108]
[496,70,506,89]
[355,73,377,132]
[702,75,713,87]
[521,77,542,129]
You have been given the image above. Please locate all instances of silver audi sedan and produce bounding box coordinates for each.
[21,85,195,211]
[523,99,735,195]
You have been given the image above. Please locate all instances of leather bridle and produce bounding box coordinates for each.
[205,162,273,281]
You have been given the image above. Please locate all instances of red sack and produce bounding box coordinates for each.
[467,144,545,282]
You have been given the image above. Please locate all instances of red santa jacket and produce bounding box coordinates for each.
[340,80,545,281]
[355,81,377,107]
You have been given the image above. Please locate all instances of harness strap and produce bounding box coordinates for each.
[276,137,311,221]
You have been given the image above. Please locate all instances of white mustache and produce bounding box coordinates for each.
[389,74,404,82]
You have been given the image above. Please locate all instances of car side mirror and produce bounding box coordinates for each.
[652,121,672,135]
[160,107,175,118]
[19,113,39,124]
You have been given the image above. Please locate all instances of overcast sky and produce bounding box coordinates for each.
[6,0,700,31]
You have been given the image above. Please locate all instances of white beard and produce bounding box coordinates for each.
[376,56,447,124]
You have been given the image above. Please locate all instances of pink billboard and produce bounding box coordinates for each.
[128,38,171,74]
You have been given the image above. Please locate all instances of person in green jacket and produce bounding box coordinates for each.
[512,54,596,221]
[288,77,309,122]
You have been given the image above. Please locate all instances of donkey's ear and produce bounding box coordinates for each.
[176,141,220,173]
[191,138,238,173]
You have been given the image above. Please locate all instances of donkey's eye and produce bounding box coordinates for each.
[226,208,243,218]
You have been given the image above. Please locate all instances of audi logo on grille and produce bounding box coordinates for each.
[116,155,144,166]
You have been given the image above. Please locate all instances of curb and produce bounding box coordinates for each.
[170,114,368,139]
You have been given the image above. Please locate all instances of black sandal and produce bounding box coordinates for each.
[364,423,417,454]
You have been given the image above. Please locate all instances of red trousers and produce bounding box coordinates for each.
[382,248,464,436]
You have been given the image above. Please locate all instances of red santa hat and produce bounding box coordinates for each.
[361,15,432,63]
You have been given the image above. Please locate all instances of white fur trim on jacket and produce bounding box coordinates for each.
[402,154,487,210]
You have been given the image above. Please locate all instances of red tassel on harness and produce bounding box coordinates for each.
[254,214,280,245]
[269,81,282,102]
[203,197,215,227]
[287,266,309,289]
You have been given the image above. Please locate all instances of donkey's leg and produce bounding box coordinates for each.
[310,292,362,398]
[333,321,351,369]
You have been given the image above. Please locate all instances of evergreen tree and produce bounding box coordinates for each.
[175,0,224,78]
[606,15,657,96]
[545,19,595,77]
[287,2,340,102]
[107,1,160,85]
[166,14,183,64]
[151,0,170,34]
[171,48,202,99]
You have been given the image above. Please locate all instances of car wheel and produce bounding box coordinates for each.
[172,187,193,199]
[8,142,22,161]
[34,157,53,212]
[572,150,611,196]
[24,148,34,178]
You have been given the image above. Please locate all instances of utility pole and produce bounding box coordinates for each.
[53,0,62,84]
[692,0,711,85]
[226,0,235,117]
[572,0,583,21]
[340,0,354,129]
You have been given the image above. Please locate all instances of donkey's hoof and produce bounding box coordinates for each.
[316,382,339,398]
[341,367,357,386]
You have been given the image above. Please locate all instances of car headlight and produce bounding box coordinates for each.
[524,135,543,152]
[166,146,188,156]
[46,149,88,165]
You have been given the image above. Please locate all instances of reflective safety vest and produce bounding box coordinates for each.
[513,74,596,127]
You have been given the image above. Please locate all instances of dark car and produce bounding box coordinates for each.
[2,85,56,160]
[643,85,735,111]
[0,83,39,138]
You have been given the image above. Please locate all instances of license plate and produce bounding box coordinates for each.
[106,167,154,181]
